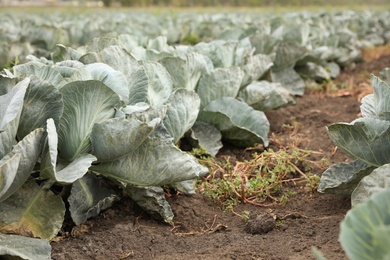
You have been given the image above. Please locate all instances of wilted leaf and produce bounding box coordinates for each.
[69,174,120,225]
[0,181,65,240]
[124,185,174,224]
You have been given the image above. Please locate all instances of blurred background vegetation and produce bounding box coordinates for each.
[111,0,388,7]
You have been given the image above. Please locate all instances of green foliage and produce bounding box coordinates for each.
[116,0,387,7]
[1,8,390,259]
[181,34,200,45]
[314,70,390,260]
[198,146,323,211]
[318,71,390,198]
[340,189,390,260]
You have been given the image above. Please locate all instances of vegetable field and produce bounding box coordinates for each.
[1,7,390,259]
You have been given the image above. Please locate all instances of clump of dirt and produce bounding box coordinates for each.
[244,213,275,234]
[51,45,390,260]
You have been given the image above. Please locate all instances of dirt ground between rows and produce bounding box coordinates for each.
[51,45,390,260]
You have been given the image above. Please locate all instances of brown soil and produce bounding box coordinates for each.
[51,46,390,260]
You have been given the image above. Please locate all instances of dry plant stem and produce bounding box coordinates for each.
[241,175,246,204]
[246,199,279,207]
[289,162,308,178]
[290,124,299,137]
[210,214,217,229]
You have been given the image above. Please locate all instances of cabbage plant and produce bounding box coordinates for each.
[318,72,390,197]
[340,188,390,260]
[312,69,390,260]
[0,41,210,257]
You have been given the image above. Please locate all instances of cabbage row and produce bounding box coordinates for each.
[1,9,390,259]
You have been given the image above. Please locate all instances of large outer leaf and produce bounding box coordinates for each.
[13,61,67,89]
[0,78,29,158]
[91,117,154,162]
[0,233,51,260]
[199,97,269,147]
[0,128,44,202]
[238,81,294,111]
[327,118,390,167]
[163,89,200,144]
[17,77,63,140]
[197,67,244,109]
[91,137,209,186]
[58,80,121,162]
[68,174,120,225]
[0,181,65,240]
[352,164,390,206]
[69,63,129,104]
[124,185,174,224]
[318,159,376,195]
[340,189,390,260]
[160,53,213,91]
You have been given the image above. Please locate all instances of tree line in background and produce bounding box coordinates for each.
[103,0,388,7]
